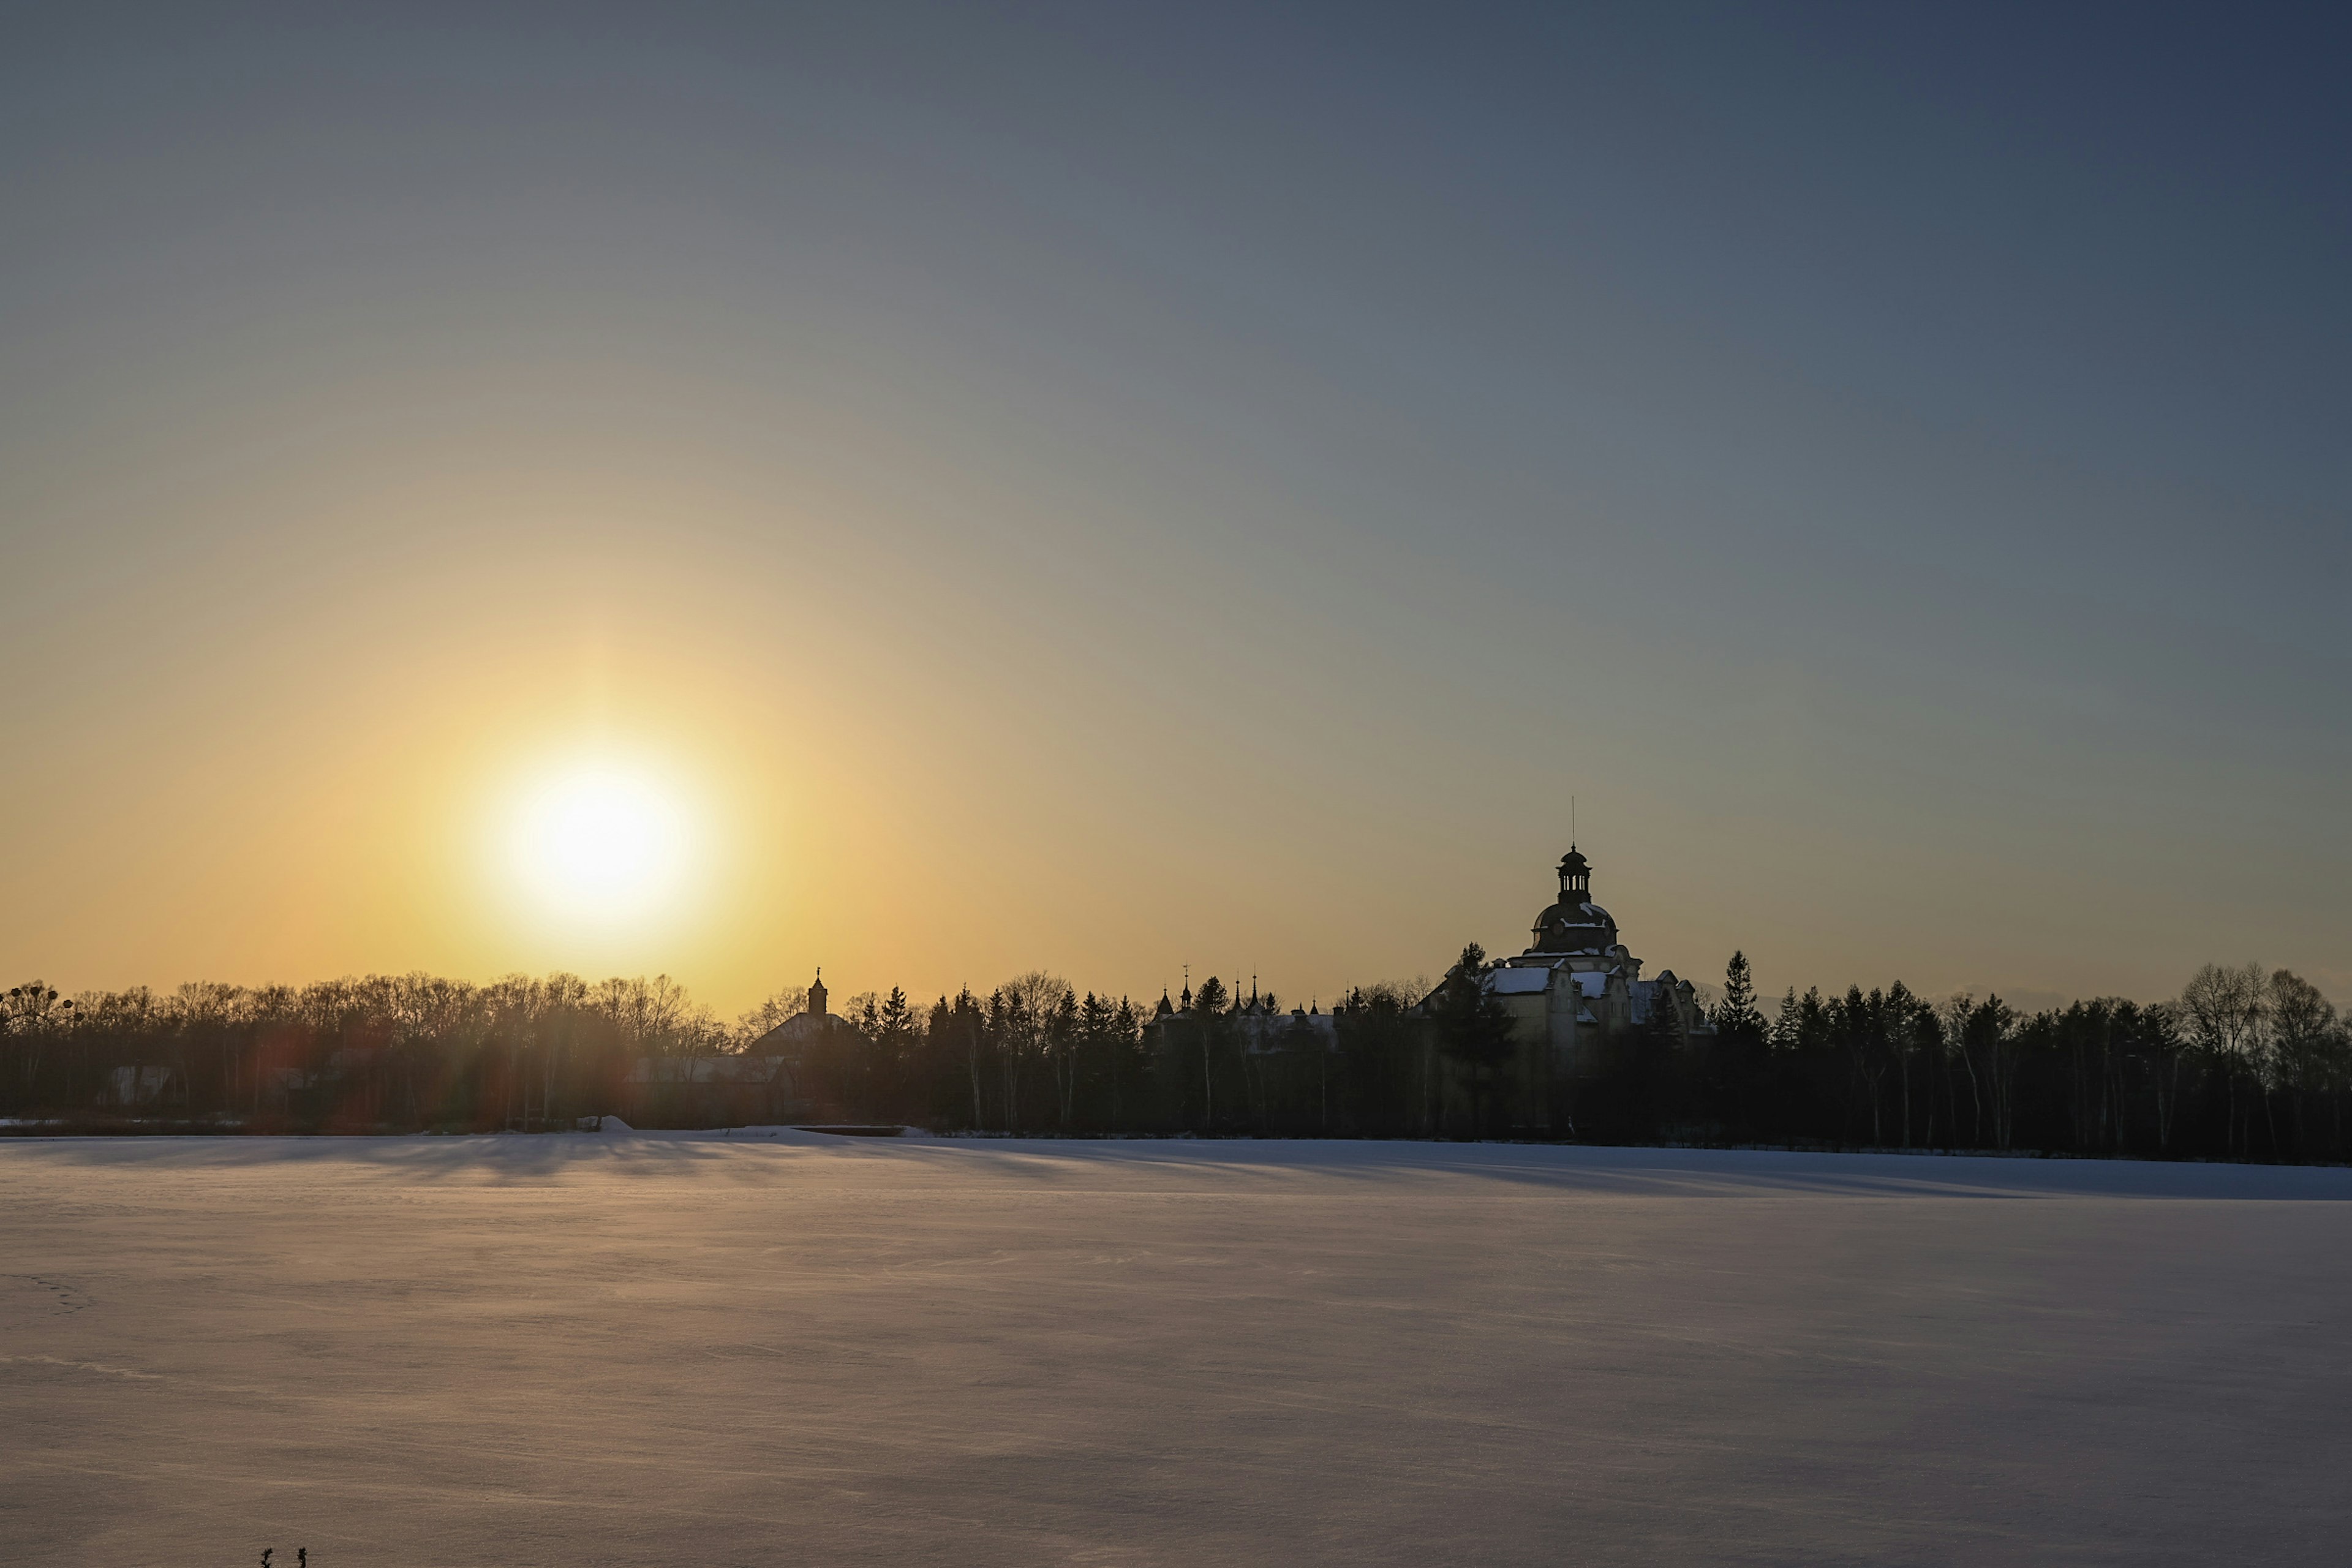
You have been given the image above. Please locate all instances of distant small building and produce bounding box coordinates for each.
[622,1052,801,1125]
[1144,980,1343,1134]
[619,969,858,1126]
[105,1064,185,1107]
[1150,981,1337,1055]
[745,969,856,1055]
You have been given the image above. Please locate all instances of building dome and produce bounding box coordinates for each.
[1527,848,1619,954]
[1531,900,1618,954]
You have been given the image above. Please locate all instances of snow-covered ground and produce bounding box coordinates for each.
[4,1135,2348,1566]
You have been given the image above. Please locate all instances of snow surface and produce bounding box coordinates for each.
[4,1134,2350,1566]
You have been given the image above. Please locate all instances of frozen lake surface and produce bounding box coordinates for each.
[5,1134,2350,1566]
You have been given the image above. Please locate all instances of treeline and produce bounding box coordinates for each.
[0,969,1170,1136]
[1658,957,2352,1164]
[3,958,2348,1163]
[0,973,733,1133]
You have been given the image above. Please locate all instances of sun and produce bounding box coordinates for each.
[507,761,696,926]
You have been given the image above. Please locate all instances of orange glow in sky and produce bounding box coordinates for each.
[3,8,2345,1016]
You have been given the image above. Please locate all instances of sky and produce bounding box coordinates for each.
[2,2,2346,1019]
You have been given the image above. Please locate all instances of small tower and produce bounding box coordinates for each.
[807,967,828,1020]
[1558,846,1592,903]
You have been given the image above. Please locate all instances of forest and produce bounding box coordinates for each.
[2,956,2346,1165]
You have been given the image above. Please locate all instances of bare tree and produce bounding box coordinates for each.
[1042,987,1082,1128]
[1937,993,1983,1147]
[3,982,74,1101]
[1945,995,2021,1150]
[2267,970,2337,1160]
[999,972,1069,1131]
[736,986,811,1049]
[595,974,696,1055]
[2180,962,2266,1156]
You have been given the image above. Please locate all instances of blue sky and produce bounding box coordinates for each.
[2,2,2345,1009]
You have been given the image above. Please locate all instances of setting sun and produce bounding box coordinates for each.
[507,761,697,929]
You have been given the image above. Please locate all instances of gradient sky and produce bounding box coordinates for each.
[4,2,2346,1017]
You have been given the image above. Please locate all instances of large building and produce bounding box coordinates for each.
[1461,845,1710,1128]
[1145,846,1711,1134]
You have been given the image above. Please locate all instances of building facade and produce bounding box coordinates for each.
[1145,847,1711,1136]
[1453,846,1710,1130]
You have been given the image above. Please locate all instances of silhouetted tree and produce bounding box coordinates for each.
[1188,976,1231,1129]
[1713,953,1763,1039]
[2180,962,2266,1157]
[1705,953,1771,1142]
[2,954,2340,1163]
[1335,984,1419,1136]
[1432,945,1516,1137]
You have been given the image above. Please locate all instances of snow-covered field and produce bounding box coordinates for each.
[4,1134,2349,1566]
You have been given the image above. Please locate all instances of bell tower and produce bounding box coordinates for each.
[1558,847,1591,903]
[807,967,828,1019]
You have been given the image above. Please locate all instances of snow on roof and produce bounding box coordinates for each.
[1483,968,1552,995]
[750,1012,850,1050]
[1572,972,1610,997]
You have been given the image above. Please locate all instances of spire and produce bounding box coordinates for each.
[807,967,829,1019]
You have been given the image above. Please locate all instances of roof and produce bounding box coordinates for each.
[1483,968,1553,995]
[750,1012,850,1051]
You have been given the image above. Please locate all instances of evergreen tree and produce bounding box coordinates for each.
[1700,952,1770,1144]
[1432,944,1515,1137]
[1335,985,1416,1137]
[1109,997,1147,1128]
[1772,987,1803,1050]
[1048,986,1082,1128]
[1191,976,1229,1129]
[1630,982,1685,1139]
[1713,952,1765,1039]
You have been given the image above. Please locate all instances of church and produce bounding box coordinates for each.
[617,970,858,1126]
[1145,845,1712,1135]
[1453,845,1711,1130]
